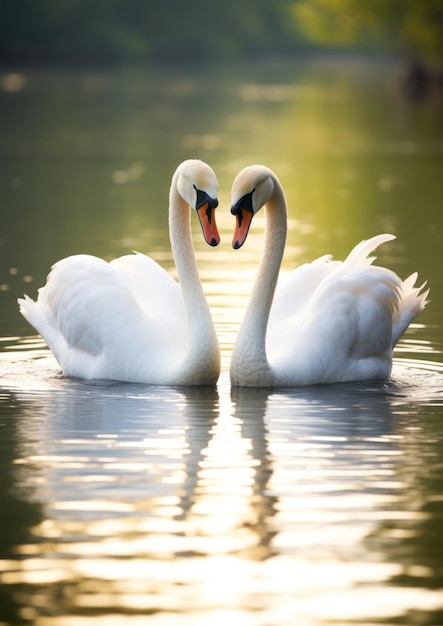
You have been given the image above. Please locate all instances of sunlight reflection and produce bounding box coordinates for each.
[50,501,134,512]
[1,356,442,626]
[0,59,443,626]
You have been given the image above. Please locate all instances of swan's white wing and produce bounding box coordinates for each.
[110,253,186,336]
[268,266,401,383]
[266,254,344,374]
[307,264,400,357]
[269,234,397,329]
[266,235,416,383]
[18,254,187,381]
[269,254,340,324]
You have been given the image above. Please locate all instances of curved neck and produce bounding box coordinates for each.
[168,176,220,384]
[231,176,287,384]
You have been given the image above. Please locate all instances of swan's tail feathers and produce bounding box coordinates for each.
[392,272,430,346]
[18,293,60,354]
[343,234,396,269]
[18,294,42,331]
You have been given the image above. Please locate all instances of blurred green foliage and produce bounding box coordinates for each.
[294,0,443,60]
[1,0,442,65]
[0,0,295,65]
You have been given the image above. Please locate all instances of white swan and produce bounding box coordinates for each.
[229,164,429,387]
[18,159,221,385]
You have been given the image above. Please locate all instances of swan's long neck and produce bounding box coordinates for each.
[231,177,287,385]
[168,176,220,384]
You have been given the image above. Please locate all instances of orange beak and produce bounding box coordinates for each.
[197,203,220,247]
[232,208,254,249]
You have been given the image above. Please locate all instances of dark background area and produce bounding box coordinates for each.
[2,0,443,67]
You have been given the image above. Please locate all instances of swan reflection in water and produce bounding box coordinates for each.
[3,374,443,623]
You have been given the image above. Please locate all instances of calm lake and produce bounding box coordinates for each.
[0,58,442,625]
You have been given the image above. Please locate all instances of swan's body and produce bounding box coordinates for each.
[19,159,221,385]
[230,165,429,387]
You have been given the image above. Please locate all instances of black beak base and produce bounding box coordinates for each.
[196,188,218,211]
[231,190,254,217]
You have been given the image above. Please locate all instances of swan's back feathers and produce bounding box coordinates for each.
[18,254,188,381]
[339,234,429,347]
[311,265,400,359]
[342,233,396,268]
[270,254,338,323]
[266,234,428,383]
[110,253,186,328]
[269,263,399,371]
[270,235,397,325]
[269,235,396,329]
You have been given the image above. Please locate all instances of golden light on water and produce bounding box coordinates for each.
[1,362,441,626]
[3,312,442,625]
[1,62,443,626]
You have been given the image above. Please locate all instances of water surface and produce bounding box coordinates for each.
[0,59,442,625]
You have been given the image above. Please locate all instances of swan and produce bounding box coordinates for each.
[18,159,221,385]
[229,164,429,387]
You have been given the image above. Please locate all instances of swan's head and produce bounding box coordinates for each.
[176,159,220,247]
[230,165,275,249]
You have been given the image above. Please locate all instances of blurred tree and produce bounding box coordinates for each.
[2,0,443,67]
[0,0,296,65]
[292,0,443,61]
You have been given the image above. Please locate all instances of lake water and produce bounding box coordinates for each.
[0,58,442,625]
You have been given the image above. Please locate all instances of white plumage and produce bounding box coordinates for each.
[230,165,429,387]
[18,159,221,385]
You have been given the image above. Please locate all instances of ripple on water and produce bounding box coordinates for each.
[0,336,443,625]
